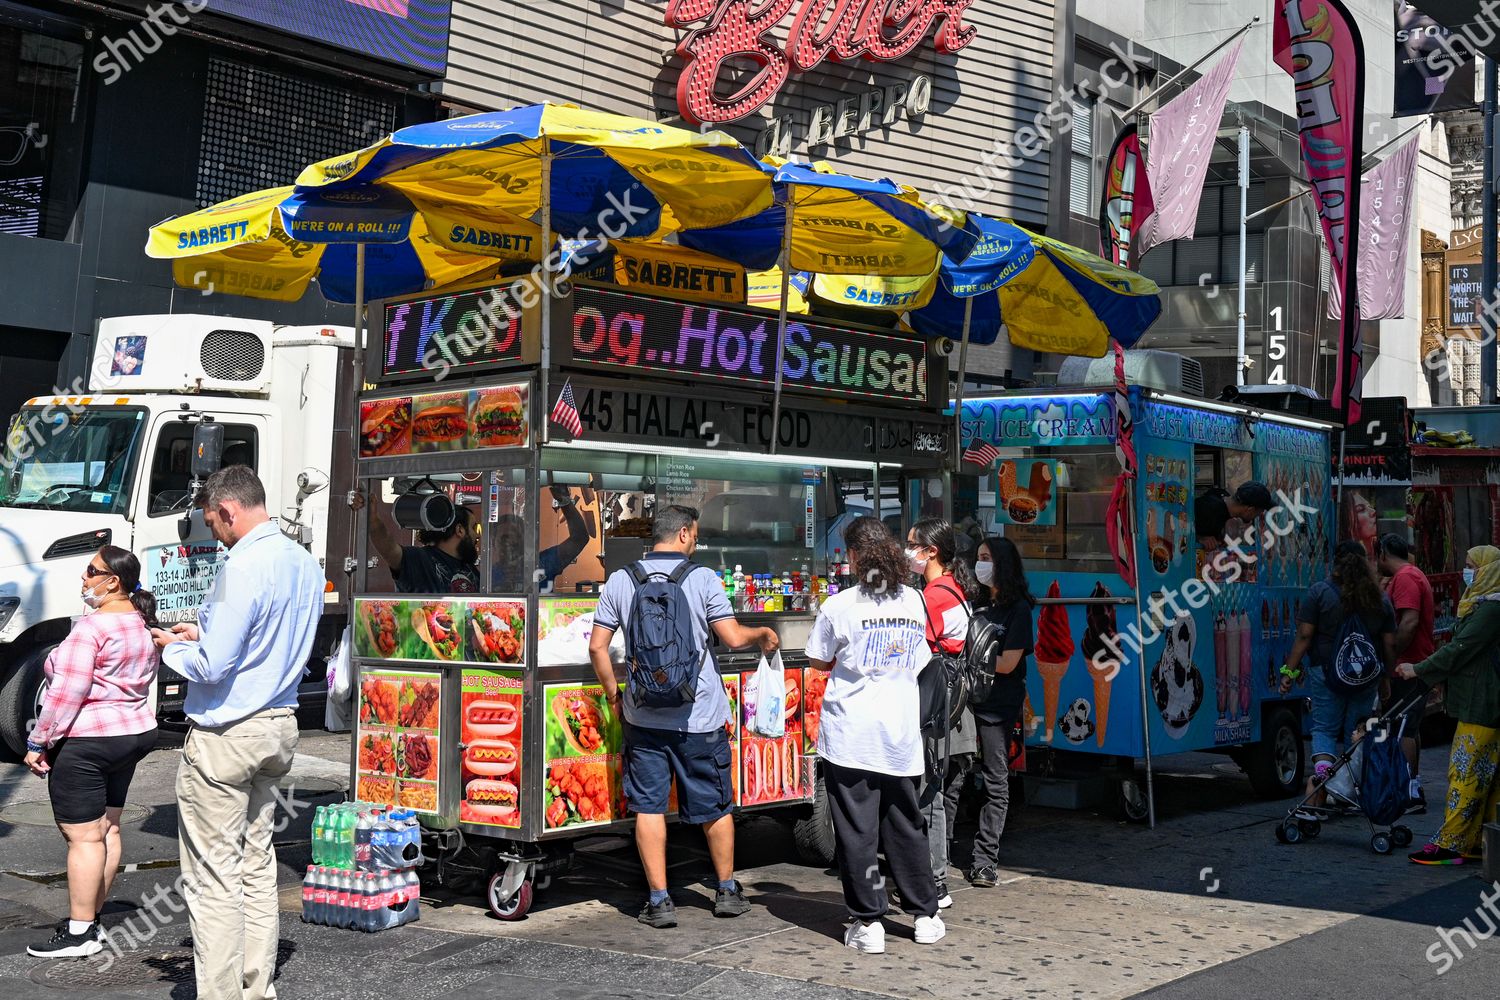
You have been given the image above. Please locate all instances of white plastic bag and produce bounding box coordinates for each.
[324,625,354,733]
[752,651,786,738]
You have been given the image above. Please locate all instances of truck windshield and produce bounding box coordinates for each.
[0,407,145,515]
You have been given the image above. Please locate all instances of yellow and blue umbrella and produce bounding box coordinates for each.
[145,186,524,302]
[294,103,773,238]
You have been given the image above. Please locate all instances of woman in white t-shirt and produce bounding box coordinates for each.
[807,515,943,955]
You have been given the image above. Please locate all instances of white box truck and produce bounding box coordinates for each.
[0,314,358,753]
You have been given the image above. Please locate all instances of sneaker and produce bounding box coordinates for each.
[967,866,999,888]
[1406,789,1428,815]
[914,914,946,944]
[28,921,102,958]
[637,897,678,928]
[844,919,886,954]
[1409,844,1467,866]
[935,878,953,910]
[1291,807,1325,823]
[713,881,751,918]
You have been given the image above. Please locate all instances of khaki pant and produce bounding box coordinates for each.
[177,710,297,1000]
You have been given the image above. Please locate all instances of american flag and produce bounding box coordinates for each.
[960,439,999,467]
[550,378,583,437]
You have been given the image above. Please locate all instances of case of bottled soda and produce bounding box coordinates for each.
[302,802,424,931]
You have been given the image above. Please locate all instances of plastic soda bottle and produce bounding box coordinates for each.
[355,811,373,871]
[364,873,381,932]
[340,808,356,869]
[302,866,317,923]
[311,807,324,866]
[403,870,422,925]
[732,564,744,598]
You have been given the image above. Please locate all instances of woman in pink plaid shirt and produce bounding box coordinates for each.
[22,545,159,958]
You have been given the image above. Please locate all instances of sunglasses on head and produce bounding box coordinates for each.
[84,565,114,578]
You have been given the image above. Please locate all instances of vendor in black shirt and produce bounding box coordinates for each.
[352,489,481,593]
[1194,481,1273,551]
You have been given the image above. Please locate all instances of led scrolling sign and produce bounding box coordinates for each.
[665,0,978,124]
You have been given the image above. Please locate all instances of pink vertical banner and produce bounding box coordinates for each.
[1275,0,1367,423]
[1329,133,1419,322]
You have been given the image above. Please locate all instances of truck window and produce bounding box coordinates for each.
[148,423,259,516]
[0,407,146,515]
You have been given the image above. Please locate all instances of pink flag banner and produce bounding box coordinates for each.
[1329,133,1419,322]
[1275,0,1367,423]
[1135,38,1244,255]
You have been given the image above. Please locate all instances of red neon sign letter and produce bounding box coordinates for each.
[665,0,977,125]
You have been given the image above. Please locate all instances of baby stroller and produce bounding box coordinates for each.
[1274,690,1424,854]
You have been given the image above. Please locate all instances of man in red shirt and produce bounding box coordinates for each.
[1378,534,1435,812]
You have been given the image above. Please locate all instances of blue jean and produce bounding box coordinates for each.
[1309,673,1379,761]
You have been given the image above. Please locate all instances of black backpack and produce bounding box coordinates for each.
[623,559,704,708]
[1318,585,1384,696]
[918,582,976,736]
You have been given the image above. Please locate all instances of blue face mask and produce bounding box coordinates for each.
[1464,568,1477,588]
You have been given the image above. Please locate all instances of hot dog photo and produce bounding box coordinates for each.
[741,734,805,805]
[469,384,529,449]
[411,390,470,452]
[460,669,524,829]
[359,396,413,457]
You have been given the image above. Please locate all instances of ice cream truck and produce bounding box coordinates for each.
[957,386,1336,823]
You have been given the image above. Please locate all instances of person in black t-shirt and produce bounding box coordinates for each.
[964,535,1034,889]
[1194,481,1274,551]
[351,488,481,593]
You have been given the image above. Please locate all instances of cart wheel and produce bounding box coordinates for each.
[1298,818,1322,839]
[1117,779,1150,824]
[1391,826,1413,848]
[792,769,837,866]
[1245,707,1306,799]
[1281,822,1304,844]
[1275,823,1290,844]
[487,872,534,921]
[1370,833,1393,855]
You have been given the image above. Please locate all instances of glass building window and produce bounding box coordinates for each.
[1068,99,1094,216]
[0,18,86,241]
[1138,182,1268,287]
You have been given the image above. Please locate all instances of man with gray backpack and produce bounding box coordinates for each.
[589,505,779,929]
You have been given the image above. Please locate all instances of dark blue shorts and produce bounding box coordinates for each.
[623,724,734,825]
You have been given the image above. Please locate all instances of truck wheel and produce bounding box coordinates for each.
[0,645,53,756]
[791,769,837,867]
[1245,706,1305,799]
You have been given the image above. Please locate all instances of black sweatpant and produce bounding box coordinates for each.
[969,719,1013,870]
[824,760,938,921]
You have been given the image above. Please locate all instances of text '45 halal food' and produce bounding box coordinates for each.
[465,778,519,826]
[359,398,411,458]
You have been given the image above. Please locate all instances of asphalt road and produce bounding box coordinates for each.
[0,727,1495,999]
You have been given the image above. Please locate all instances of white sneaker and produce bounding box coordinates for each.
[914,914,946,944]
[844,919,886,954]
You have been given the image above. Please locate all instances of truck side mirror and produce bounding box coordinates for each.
[191,422,224,479]
[177,506,207,542]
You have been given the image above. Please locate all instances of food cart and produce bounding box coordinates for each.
[349,277,952,917]
[958,387,1336,822]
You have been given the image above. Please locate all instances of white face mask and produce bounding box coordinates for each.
[975,560,995,586]
[81,583,107,611]
[1464,567,1477,587]
[906,547,929,573]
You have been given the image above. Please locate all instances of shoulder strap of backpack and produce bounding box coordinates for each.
[931,578,973,616]
[666,559,697,586]
[627,561,653,588]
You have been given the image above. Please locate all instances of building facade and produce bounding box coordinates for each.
[0,0,448,418]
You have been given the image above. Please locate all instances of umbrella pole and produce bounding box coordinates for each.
[951,296,974,470]
[540,151,553,446]
[768,196,796,456]
[348,242,367,598]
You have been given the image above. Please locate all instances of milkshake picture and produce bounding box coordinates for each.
[1238,610,1252,718]
[1036,581,1075,743]
[1213,612,1228,723]
[1081,581,1120,748]
[1260,598,1269,641]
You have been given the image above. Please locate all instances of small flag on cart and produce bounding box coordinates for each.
[551,378,582,438]
[960,440,1000,467]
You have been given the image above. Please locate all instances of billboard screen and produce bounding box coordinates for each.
[203,0,451,75]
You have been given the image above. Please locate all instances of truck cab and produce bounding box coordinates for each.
[0,314,355,754]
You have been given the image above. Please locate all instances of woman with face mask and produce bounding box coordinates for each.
[963,537,1034,887]
[1395,545,1500,865]
[905,517,980,910]
[23,546,160,957]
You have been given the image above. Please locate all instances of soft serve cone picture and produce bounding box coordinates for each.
[1081,581,1120,748]
[1035,580,1074,742]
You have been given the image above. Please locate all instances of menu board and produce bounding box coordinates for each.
[353,597,526,666]
[458,670,522,829]
[542,682,626,830]
[803,668,828,753]
[740,668,807,806]
[659,457,700,500]
[359,380,529,459]
[723,674,741,805]
[355,669,441,815]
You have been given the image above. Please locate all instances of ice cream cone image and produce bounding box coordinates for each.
[1022,694,1039,737]
[1081,581,1120,749]
[1035,580,1075,743]
[1027,462,1054,509]
[999,460,1018,502]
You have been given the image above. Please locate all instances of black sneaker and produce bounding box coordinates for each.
[28,921,102,958]
[1406,789,1427,815]
[638,897,678,928]
[967,866,999,888]
[713,881,751,918]
[935,878,953,909]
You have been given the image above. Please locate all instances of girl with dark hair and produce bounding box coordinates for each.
[1279,540,1396,818]
[23,545,159,957]
[806,516,944,953]
[906,516,976,909]
[963,536,1035,887]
